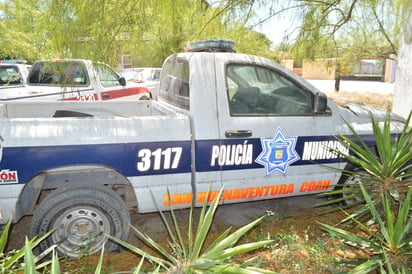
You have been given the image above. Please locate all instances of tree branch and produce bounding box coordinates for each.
[370,2,397,54]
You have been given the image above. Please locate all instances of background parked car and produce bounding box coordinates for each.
[20,59,151,101]
[119,67,161,99]
[0,60,31,99]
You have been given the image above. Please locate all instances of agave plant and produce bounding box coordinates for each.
[319,184,412,273]
[322,111,412,218]
[109,187,274,273]
[0,217,55,273]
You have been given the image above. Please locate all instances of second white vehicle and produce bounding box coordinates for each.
[1,59,151,101]
[119,67,161,99]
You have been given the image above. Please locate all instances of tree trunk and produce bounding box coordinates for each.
[392,0,412,121]
[334,63,341,92]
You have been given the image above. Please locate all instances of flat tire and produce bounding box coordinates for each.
[30,185,130,257]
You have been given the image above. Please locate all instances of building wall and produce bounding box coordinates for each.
[302,59,336,80]
[282,57,395,82]
[280,59,294,71]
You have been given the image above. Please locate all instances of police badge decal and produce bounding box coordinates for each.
[255,127,300,176]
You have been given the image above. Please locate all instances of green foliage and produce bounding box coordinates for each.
[50,250,61,274]
[322,111,412,220]
[0,0,273,67]
[318,110,412,272]
[109,186,274,273]
[267,230,345,273]
[284,0,410,70]
[319,184,412,273]
[0,0,41,62]
[0,217,55,273]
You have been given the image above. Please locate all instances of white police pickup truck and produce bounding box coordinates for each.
[1,59,151,101]
[0,40,404,257]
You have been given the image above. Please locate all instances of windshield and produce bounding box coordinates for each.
[119,70,139,81]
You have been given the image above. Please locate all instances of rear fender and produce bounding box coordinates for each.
[14,165,136,221]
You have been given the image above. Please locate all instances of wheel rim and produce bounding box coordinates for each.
[52,206,111,257]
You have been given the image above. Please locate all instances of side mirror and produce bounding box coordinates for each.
[314,92,328,114]
[119,77,126,86]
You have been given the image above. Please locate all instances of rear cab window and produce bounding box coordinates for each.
[226,64,314,116]
[159,55,190,110]
[0,65,24,86]
[28,61,89,86]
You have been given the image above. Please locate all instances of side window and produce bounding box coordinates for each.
[226,64,313,116]
[95,63,121,87]
[28,61,88,86]
[159,56,189,110]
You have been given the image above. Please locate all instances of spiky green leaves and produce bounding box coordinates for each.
[109,187,274,273]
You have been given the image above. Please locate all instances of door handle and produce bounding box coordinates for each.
[225,130,252,138]
[102,93,110,99]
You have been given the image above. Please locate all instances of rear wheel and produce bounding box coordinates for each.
[30,185,130,257]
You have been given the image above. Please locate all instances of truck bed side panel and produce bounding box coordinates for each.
[0,112,192,220]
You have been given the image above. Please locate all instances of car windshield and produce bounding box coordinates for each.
[139,68,161,82]
[119,70,139,81]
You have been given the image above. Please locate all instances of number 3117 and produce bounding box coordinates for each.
[137,147,182,171]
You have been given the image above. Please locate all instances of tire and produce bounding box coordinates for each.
[336,166,368,205]
[30,185,130,257]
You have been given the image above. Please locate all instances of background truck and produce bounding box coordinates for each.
[1,59,151,101]
[0,60,31,99]
[0,40,404,257]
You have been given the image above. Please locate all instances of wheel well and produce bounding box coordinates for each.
[335,144,377,186]
[15,166,137,220]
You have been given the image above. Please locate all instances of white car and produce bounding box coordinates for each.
[119,67,161,99]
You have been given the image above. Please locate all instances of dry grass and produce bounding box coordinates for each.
[325,91,393,111]
[232,208,355,273]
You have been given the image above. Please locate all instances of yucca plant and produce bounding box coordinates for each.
[109,186,274,273]
[319,183,412,273]
[0,217,55,273]
[321,111,412,218]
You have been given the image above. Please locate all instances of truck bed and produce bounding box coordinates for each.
[0,99,190,149]
[0,100,173,118]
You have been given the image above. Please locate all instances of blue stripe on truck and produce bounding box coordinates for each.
[0,141,192,184]
[195,134,376,172]
[0,134,376,184]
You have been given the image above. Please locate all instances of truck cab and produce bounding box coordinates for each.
[155,40,399,207]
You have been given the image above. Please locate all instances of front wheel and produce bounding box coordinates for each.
[336,167,371,205]
[30,185,130,257]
